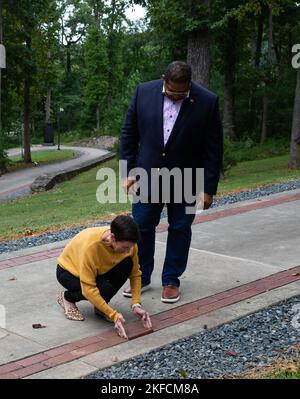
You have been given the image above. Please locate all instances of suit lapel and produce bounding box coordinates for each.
[164,90,196,150]
[155,82,165,150]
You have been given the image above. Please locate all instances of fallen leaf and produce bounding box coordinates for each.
[112,356,119,362]
[225,351,238,357]
[8,277,17,281]
[272,348,284,353]
[24,228,33,237]
[292,273,300,276]
[179,368,188,378]
[32,323,47,329]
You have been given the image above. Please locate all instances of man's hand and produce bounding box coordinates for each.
[122,177,137,195]
[197,192,213,210]
[114,314,128,340]
[132,305,152,329]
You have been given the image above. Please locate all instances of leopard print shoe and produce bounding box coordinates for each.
[57,292,85,321]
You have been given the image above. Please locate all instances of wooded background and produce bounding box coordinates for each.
[0,0,299,170]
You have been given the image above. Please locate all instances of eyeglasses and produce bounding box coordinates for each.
[164,83,190,99]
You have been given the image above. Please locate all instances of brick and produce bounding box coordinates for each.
[175,309,201,322]
[0,373,19,379]
[45,343,79,358]
[95,333,124,348]
[0,260,15,266]
[0,264,14,270]
[128,327,153,340]
[0,363,23,375]
[70,342,111,357]
[75,335,105,348]
[13,363,49,378]
[31,251,49,257]
[16,353,50,367]
[29,253,47,259]
[153,318,181,331]
[125,322,153,340]
[8,258,25,265]
[42,352,82,367]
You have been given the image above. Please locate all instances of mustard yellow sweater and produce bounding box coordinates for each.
[57,227,141,322]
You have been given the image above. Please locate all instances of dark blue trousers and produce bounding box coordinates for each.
[132,202,196,287]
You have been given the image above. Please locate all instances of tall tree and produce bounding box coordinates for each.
[84,0,108,130]
[260,4,274,144]
[186,0,211,87]
[217,0,240,139]
[141,0,212,86]
[0,0,7,173]
[59,0,90,74]
[105,0,127,108]
[289,67,300,168]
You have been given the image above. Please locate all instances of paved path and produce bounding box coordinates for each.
[0,189,299,378]
[0,145,111,201]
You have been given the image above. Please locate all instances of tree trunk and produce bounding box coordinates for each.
[223,18,238,140]
[261,94,268,144]
[96,104,100,130]
[23,36,32,164]
[254,13,264,68]
[45,88,51,123]
[45,51,51,123]
[187,28,210,87]
[66,43,71,74]
[260,6,274,144]
[186,0,210,87]
[289,68,300,169]
[106,0,116,109]
[249,13,264,134]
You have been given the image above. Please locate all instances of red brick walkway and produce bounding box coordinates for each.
[0,264,300,379]
[0,191,300,378]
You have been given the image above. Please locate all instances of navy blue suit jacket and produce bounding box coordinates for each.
[120,79,223,196]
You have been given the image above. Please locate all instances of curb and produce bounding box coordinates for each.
[30,152,115,193]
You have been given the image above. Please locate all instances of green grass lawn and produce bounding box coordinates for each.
[272,367,300,379]
[218,155,300,195]
[0,154,300,241]
[7,149,77,172]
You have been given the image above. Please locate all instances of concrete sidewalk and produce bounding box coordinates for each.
[0,145,111,201]
[0,189,300,379]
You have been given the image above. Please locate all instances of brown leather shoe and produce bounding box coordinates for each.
[161,285,181,303]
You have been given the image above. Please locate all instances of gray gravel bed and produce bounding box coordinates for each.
[86,295,300,379]
[1,178,300,254]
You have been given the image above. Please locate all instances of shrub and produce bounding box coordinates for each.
[222,135,238,173]
[0,148,8,175]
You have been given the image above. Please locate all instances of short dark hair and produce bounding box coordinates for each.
[110,215,141,242]
[164,61,192,84]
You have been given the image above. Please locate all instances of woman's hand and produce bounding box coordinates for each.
[132,304,152,329]
[114,314,128,340]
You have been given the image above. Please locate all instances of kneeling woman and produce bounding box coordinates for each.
[56,215,152,340]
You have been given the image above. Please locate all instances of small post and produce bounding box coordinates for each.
[58,107,64,150]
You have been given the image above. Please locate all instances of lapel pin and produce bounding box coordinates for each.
[190,98,194,103]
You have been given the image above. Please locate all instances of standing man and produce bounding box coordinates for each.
[120,61,223,304]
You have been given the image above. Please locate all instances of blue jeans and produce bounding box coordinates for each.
[132,202,196,287]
